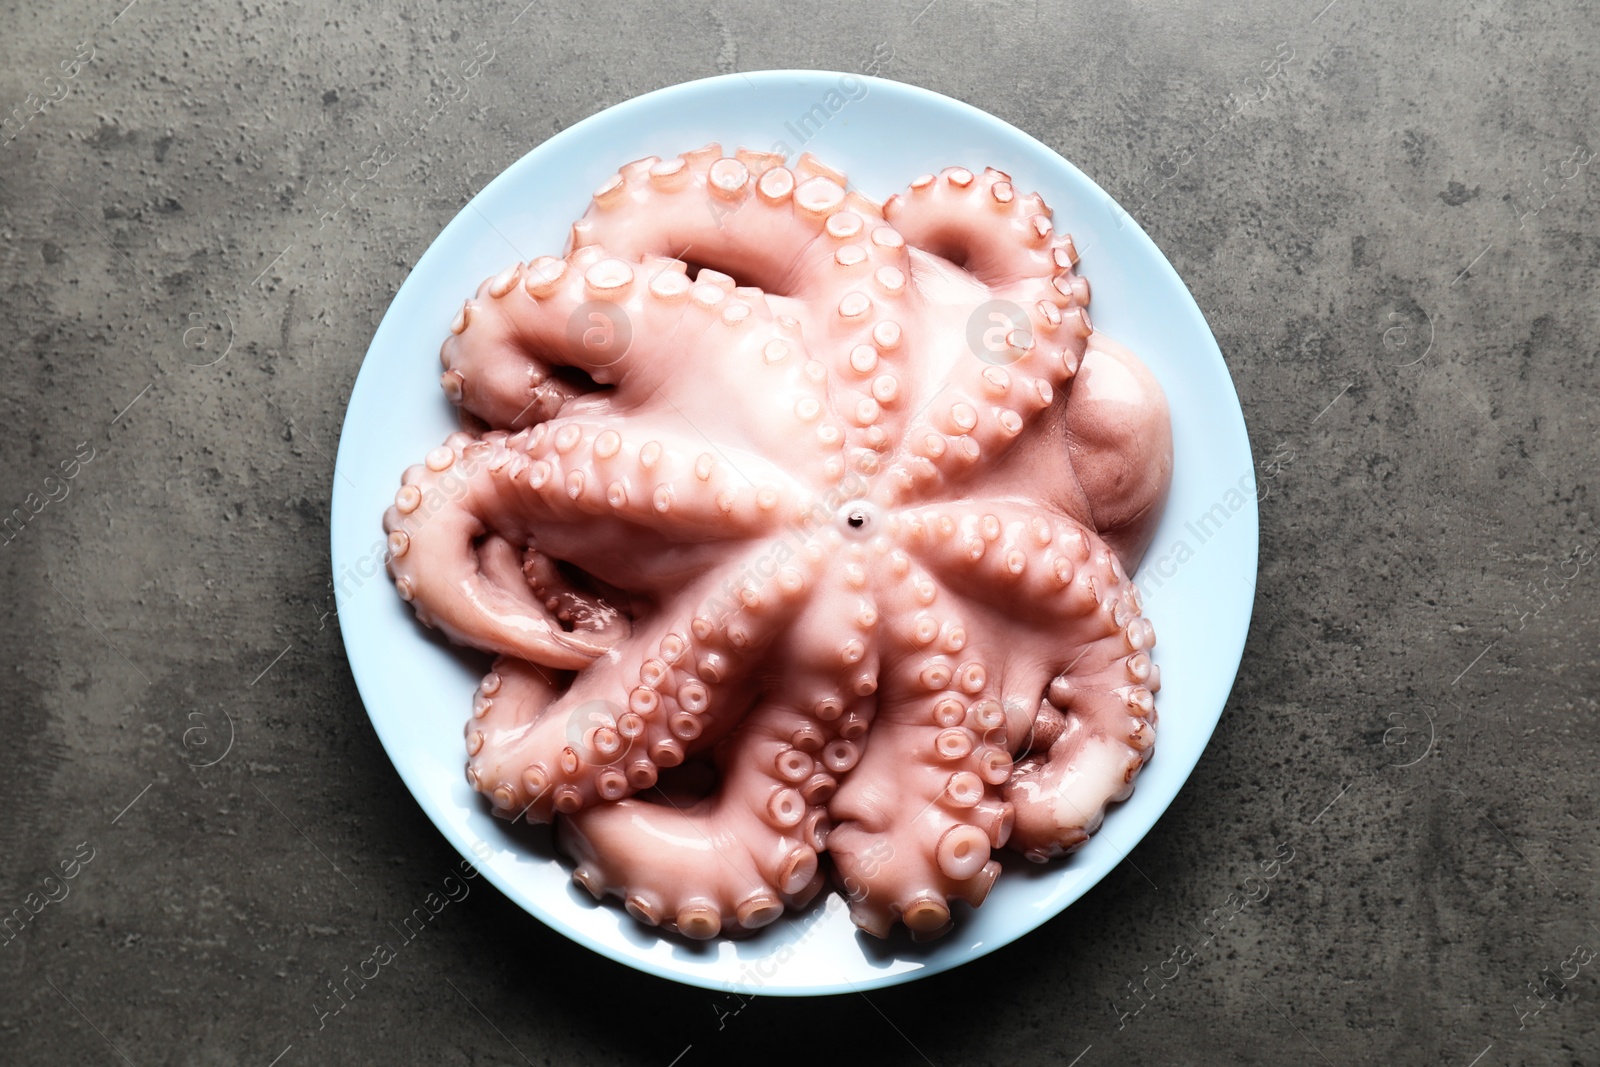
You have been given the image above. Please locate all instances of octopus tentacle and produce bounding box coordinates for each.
[464,656,568,813]
[384,431,618,669]
[439,245,609,429]
[862,170,1095,496]
[558,699,833,939]
[383,426,764,669]
[557,564,884,937]
[469,615,753,822]
[467,545,821,822]
[808,237,922,476]
[897,502,1126,629]
[884,165,1087,302]
[570,145,899,303]
[440,244,711,428]
[877,315,1086,497]
[888,385,1049,495]
[826,687,1011,939]
[824,564,1017,938]
[1004,610,1159,862]
[515,413,805,541]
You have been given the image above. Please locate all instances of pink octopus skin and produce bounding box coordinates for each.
[382,145,1173,940]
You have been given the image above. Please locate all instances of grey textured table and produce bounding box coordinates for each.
[2,1,1596,1064]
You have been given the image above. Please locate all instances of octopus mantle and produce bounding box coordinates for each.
[383,145,1173,940]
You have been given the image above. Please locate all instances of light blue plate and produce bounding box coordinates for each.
[330,70,1257,996]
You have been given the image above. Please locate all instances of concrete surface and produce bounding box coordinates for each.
[2,0,1596,1064]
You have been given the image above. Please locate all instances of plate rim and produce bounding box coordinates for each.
[330,68,1258,996]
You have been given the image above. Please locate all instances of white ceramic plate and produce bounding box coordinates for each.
[330,70,1257,996]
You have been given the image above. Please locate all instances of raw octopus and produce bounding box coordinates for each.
[382,145,1172,940]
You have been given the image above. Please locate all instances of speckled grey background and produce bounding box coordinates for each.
[2,0,1596,1064]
